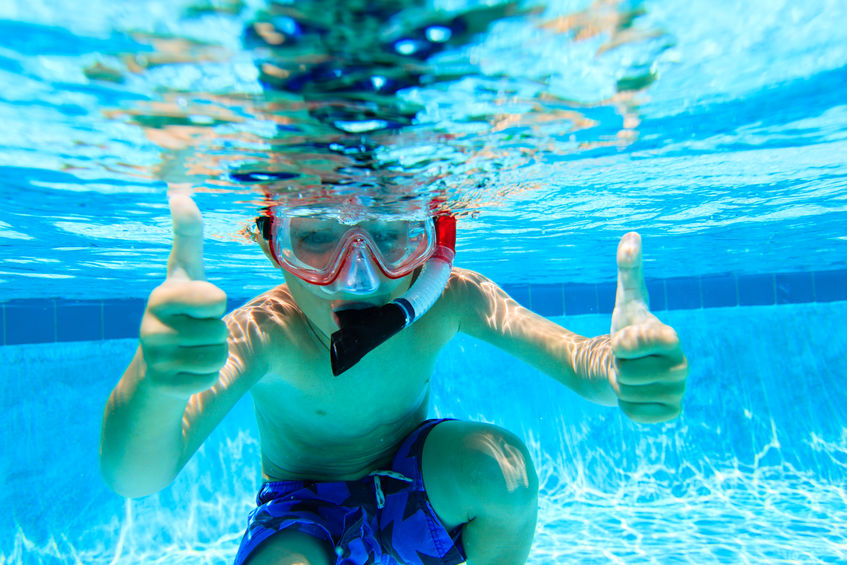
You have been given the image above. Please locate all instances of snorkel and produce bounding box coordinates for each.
[330,213,455,375]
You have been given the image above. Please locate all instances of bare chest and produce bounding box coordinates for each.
[250,318,453,479]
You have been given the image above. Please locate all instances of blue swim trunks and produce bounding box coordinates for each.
[233,418,466,565]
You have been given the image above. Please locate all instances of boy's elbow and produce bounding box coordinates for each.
[102,477,153,499]
[99,451,175,499]
[100,469,170,499]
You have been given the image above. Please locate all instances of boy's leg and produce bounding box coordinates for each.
[243,529,335,565]
[422,420,539,565]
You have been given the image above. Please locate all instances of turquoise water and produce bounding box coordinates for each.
[1,0,847,563]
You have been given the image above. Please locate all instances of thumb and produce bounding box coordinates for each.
[166,193,206,282]
[611,232,650,334]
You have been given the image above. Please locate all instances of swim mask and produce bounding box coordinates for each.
[264,208,436,292]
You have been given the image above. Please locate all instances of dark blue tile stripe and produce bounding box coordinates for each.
[814,270,847,302]
[4,299,57,345]
[531,283,564,317]
[501,284,531,310]
[102,298,146,343]
[645,279,667,311]
[738,273,775,306]
[776,272,814,304]
[666,276,703,310]
[564,283,598,315]
[56,301,103,342]
[2,268,846,345]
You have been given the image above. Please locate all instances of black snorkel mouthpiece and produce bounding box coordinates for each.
[330,300,414,376]
[329,214,456,376]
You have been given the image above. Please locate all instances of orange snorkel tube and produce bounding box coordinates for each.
[330,213,456,376]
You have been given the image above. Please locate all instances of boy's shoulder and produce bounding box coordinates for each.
[225,284,302,333]
[444,267,499,298]
[447,267,490,284]
[430,267,498,322]
[222,284,315,371]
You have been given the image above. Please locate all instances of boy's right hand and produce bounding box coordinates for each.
[139,193,229,397]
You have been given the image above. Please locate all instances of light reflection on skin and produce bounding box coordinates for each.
[181,289,297,433]
[471,431,531,493]
[450,265,687,423]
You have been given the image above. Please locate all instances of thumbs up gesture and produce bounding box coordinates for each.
[139,193,229,397]
[609,233,688,423]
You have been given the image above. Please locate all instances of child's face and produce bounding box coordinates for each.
[282,266,413,330]
[256,219,416,327]
[269,215,433,279]
[258,208,431,294]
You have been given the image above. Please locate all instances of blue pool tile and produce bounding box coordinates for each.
[531,283,564,316]
[103,298,145,340]
[776,272,814,304]
[700,274,738,308]
[737,274,774,306]
[227,296,252,314]
[502,284,531,309]
[4,299,56,345]
[813,269,847,302]
[666,276,702,310]
[57,301,102,342]
[645,278,666,311]
[596,282,616,314]
[564,283,597,315]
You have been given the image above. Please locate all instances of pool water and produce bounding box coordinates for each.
[1,0,847,563]
[2,303,846,563]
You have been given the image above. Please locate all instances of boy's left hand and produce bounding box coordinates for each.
[609,232,688,423]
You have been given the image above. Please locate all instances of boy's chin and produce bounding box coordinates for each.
[330,298,386,311]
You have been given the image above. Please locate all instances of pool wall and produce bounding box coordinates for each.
[2,268,846,346]
[1,299,845,563]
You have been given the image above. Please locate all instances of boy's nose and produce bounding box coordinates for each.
[334,241,381,295]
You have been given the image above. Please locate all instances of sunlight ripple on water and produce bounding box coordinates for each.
[2,0,845,297]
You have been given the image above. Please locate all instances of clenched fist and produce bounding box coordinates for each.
[609,232,688,423]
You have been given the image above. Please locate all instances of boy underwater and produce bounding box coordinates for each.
[100,193,688,565]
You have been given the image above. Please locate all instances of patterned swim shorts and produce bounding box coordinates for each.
[233,418,466,565]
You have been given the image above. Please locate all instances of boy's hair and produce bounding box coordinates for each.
[255,209,272,241]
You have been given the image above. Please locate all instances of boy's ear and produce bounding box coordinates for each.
[254,217,281,267]
[255,215,272,241]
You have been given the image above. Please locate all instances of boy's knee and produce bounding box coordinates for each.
[461,425,538,514]
[244,529,335,565]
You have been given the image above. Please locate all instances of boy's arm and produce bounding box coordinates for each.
[100,307,267,498]
[449,232,687,423]
[99,193,267,497]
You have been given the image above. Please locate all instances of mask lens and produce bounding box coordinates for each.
[270,211,435,284]
[285,218,347,273]
[361,220,431,274]
[362,221,409,263]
